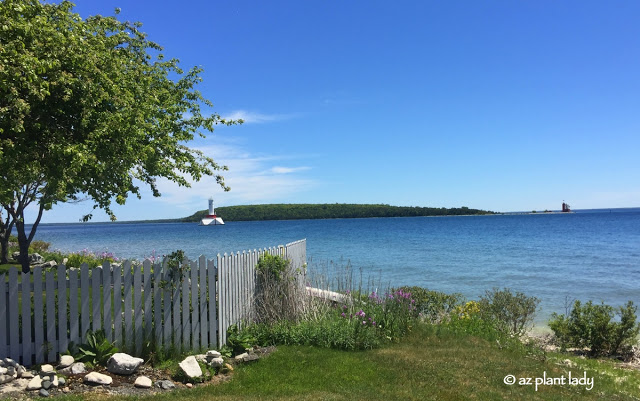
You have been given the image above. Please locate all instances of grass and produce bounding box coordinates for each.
[52,324,640,401]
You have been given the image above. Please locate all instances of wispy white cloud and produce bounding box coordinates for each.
[223,110,299,124]
[151,143,316,210]
[270,166,311,174]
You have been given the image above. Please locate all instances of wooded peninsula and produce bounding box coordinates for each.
[180,204,495,222]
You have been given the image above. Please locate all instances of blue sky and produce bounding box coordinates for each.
[32,0,640,223]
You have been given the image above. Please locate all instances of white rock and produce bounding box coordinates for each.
[20,370,34,379]
[52,375,59,387]
[107,353,144,375]
[59,362,87,375]
[234,352,248,361]
[84,371,113,385]
[206,350,222,359]
[208,357,224,368]
[194,354,207,364]
[3,358,16,367]
[0,367,6,375]
[178,356,202,379]
[0,374,14,384]
[59,355,74,368]
[26,375,43,390]
[134,375,152,388]
[40,364,54,374]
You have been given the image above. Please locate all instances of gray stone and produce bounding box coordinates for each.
[29,253,44,265]
[0,374,14,384]
[62,258,68,265]
[206,350,222,359]
[42,380,52,390]
[0,367,6,375]
[5,366,15,377]
[243,353,260,363]
[40,364,54,374]
[156,379,175,390]
[84,371,112,385]
[107,353,144,375]
[20,370,34,379]
[59,355,74,368]
[27,376,43,390]
[208,357,224,368]
[3,358,16,367]
[178,356,202,379]
[39,388,49,397]
[59,362,86,375]
[58,376,65,386]
[134,375,152,389]
[16,365,26,377]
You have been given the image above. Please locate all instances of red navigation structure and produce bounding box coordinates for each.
[562,201,571,213]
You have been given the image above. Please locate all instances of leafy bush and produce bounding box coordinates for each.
[70,329,119,367]
[398,286,464,323]
[226,324,258,355]
[64,249,119,268]
[478,288,540,337]
[29,240,51,253]
[549,300,640,356]
[253,253,306,324]
[256,253,290,281]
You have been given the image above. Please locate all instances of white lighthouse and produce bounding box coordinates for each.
[200,198,225,225]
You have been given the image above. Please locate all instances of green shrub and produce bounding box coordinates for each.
[256,253,290,281]
[253,253,306,324]
[397,286,464,323]
[478,288,540,338]
[226,324,258,355]
[29,240,51,253]
[549,300,640,356]
[70,329,119,367]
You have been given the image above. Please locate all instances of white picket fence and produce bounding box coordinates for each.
[0,239,306,367]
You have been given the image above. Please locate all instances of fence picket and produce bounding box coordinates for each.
[163,266,172,351]
[68,267,79,347]
[8,268,19,361]
[123,261,133,349]
[92,266,102,332]
[102,261,111,342]
[57,265,68,354]
[172,276,181,350]
[191,259,199,351]
[113,263,122,347]
[181,266,189,350]
[21,271,32,365]
[208,258,217,348]
[218,253,226,346]
[45,270,56,361]
[134,263,142,354]
[0,273,6,360]
[143,260,152,342]
[153,261,162,345]
[80,265,90,343]
[33,266,44,364]
[199,255,207,349]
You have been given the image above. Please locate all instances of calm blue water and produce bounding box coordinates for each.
[28,208,640,325]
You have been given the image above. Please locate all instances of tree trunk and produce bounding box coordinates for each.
[15,220,31,273]
[0,212,14,265]
[0,228,8,264]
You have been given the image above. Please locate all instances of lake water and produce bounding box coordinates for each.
[29,208,640,325]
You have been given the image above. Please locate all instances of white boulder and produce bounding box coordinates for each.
[107,353,144,375]
[84,371,113,385]
[178,356,202,379]
[134,375,152,388]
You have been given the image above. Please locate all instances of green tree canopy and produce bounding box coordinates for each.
[0,0,238,270]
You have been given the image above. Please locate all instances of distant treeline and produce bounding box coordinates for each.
[181,203,495,222]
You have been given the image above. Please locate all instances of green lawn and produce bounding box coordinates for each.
[55,324,640,401]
